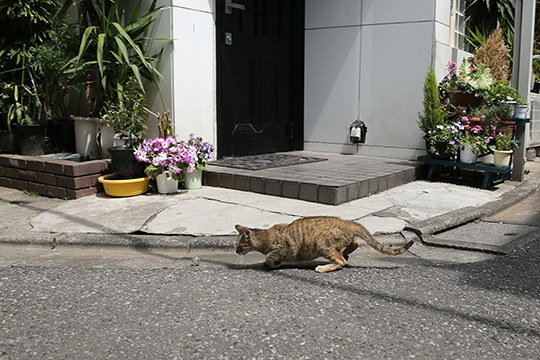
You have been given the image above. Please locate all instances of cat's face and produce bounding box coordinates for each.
[235,224,253,255]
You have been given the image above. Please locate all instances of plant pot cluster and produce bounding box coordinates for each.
[419,31,524,173]
[97,131,215,197]
[0,0,167,196]
[0,122,76,156]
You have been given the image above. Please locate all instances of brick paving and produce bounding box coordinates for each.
[204,151,422,205]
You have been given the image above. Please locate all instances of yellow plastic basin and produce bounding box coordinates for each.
[98,174,150,197]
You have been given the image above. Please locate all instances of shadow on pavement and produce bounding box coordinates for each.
[449,234,540,301]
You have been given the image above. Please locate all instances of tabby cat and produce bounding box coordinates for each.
[235,216,413,273]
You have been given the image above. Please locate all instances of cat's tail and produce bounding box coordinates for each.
[354,223,413,255]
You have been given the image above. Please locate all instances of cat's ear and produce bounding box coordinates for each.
[235,224,251,238]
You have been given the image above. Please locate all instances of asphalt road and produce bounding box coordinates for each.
[2,189,540,360]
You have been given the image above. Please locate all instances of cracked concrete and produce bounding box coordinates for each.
[22,169,531,238]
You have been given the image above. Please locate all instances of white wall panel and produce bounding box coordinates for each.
[362,0,434,25]
[304,27,361,147]
[170,6,216,144]
[146,5,174,136]
[305,0,361,29]
[359,22,433,150]
[171,0,214,13]
[436,0,452,26]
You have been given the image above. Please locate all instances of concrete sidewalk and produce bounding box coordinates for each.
[1,160,540,254]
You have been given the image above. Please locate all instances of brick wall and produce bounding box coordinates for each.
[0,154,110,199]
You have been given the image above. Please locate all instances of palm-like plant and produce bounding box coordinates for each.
[63,0,164,115]
[466,0,515,49]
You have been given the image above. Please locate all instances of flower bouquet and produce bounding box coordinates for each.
[494,128,518,152]
[439,60,494,108]
[135,136,194,180]
[185,134,215,171]
[491,127,517,167]
[459,119,491,155]
[457,120,491,163]
[425,121,462,159]
[134,134,214,192]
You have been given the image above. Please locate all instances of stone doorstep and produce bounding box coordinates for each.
[203,167,419,205]
[0,154,110,199]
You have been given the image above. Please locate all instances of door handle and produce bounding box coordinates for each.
[225,0,245,14]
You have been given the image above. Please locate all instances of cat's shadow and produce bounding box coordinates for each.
[226,259,339,272]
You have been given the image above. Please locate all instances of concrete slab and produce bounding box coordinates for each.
[381,181,498,220]
[485,187,540,226]
[30,193,179,234]
[195,186,379,219]
[359,215,408,235]
[408,243,496,264]
[141,198,299,236]
[427,221,538,253]
[0,188,64,234]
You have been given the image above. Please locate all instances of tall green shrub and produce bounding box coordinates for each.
[418,67,446,134]
[0,0,61,128]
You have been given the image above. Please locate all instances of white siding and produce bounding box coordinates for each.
[147,0,216,145]
[304,0,448,159]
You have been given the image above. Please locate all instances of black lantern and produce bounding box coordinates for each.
[350,120,367,144]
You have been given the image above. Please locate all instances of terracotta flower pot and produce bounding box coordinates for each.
[446,90,482,108]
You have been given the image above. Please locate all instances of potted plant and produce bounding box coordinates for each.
[418,67,446,134]
[0,81,46,155]
[482,80,523,121]
[459,62,494,97]
[458,122,490,164]
[0,82,20,154]
[183,134,215,189]
[512,96,528,119]
[134,136,188,194]
[439,60,493,108]
[134,134,214,192]
[0,0,59,155]
[62,0,164,158]
[464,107,485,126]
[29,20,80,153]
[493,128,518,167]
[64,0,164,113]
[425,122,461,159]
[101,77,148,179]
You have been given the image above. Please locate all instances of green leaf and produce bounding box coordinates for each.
[112,22,151,69]
[114,37,131,64]
[77,26,96,59]
[97,33,106,76]
[130,64,145,93]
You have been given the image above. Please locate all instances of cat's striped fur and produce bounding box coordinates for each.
[235,216,413,273]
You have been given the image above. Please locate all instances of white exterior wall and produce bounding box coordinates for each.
[151,0,468,159]
[149,1,216,145]
[304,0,460,160]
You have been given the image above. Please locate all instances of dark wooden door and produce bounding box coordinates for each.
[217,0,304,158]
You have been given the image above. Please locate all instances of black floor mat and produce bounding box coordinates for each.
[210,153,327,171]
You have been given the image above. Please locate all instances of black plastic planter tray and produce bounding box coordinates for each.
[417,155,511,189]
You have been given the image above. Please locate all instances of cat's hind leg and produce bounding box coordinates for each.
[315,249,347,273]
[342,239,360,261]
